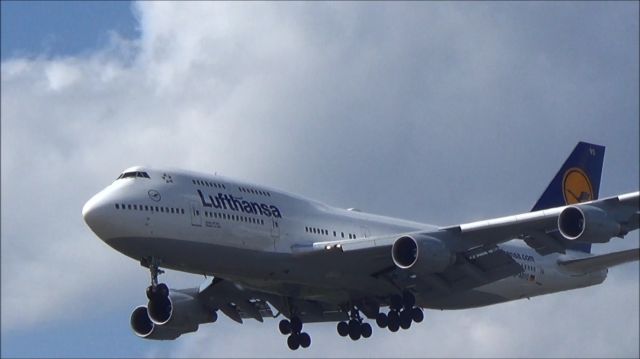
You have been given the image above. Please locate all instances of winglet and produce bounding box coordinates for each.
[531,142,606,253]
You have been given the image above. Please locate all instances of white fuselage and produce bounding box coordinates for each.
[83,167,607,310]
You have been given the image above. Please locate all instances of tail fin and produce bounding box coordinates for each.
[531,141,606,253]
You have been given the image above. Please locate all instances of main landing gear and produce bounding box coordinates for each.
[278,316,311,350]
[375,290,423,332]
[336,306,373,341]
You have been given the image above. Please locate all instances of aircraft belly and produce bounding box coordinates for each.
[103,236,390,297]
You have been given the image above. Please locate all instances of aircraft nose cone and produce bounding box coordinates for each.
[82,191,111,238]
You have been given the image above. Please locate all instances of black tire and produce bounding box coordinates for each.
[361,322,372,338]
[400,314,412,330]
[146,286,154,300]
[299,332,311,348]
[375,312,388,328]
[388,320,400,332]
[348,323,362,341]
[337,321,349,337]
[290,316,302,333]
[388,310,399,327]
[402,290,416,309]
[390,294,403,311]
[400,309,412,326]
[157,283,169,297]
[279,319,291,335]
[412,307,424,323]
[287,334,300,350]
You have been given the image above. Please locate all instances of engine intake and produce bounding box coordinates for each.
[144,289,216,335]
[558,205,621,243]
[391,235,454,274]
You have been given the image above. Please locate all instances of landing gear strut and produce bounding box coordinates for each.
[142,257,168,299]
[336,306,372,341]
[376,290,423,332]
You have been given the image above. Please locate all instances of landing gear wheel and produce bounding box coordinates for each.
[412,307,424,323]
[156,283,169,297]
[402,290,416,309]
[400,309,412,329]
[298,332,311,348]
[361,322,372,338]
[146,285,154,300]
[388,320,400,332]
[290,316,303,333]
[376,312,388,328]
[400,315,412,329]
[287,334,300,350]
[279,319,291,335]
[388,311,400,332]
[337,321,349,337]
[390,294,403,311]
[348,322,362,341]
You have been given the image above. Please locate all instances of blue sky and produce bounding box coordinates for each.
[1,2,638,358]
[1,1,137,59]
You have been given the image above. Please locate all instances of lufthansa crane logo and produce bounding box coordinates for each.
[562,168,593,205]
[148,190,161,202]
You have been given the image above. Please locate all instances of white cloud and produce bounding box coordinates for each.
[1,1,638,357]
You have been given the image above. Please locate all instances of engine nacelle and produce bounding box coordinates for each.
[558,205,622,243]
[147,290,215,330]
[130,306,194,340]
[391,235,455,274]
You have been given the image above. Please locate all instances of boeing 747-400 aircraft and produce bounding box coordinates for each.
[83,142,639,350]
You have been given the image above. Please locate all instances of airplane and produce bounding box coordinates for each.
[82,141,639,350]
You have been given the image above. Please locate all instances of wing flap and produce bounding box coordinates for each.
[197,278,274,323]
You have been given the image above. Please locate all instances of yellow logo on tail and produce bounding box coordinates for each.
[562,168,593,205]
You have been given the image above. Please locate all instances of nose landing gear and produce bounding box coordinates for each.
[142,257,168,300]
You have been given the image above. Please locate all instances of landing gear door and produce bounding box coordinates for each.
[190,202,202,227]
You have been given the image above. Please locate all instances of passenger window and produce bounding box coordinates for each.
[115,204,119,209]
[333,231,336,237]
[341,232,344,238]
[127,204,132,210]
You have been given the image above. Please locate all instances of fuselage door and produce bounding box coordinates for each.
[190,202,202,227]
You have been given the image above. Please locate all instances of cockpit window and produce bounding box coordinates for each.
[116,171,150,180]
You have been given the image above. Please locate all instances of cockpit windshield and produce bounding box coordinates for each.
[116,171,150,180]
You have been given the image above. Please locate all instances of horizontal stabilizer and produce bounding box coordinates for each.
[558,248,639,273]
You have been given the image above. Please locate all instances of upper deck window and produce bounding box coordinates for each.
[117,171,150,180]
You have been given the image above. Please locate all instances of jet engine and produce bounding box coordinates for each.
[130,288,216,340]
[558,205,622,243]
[130,306,191,340]
[391,235,455,274]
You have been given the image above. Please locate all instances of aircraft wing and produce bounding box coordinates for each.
[305,191,639,256]
[558,248,640,273]
[292,191,638,304]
